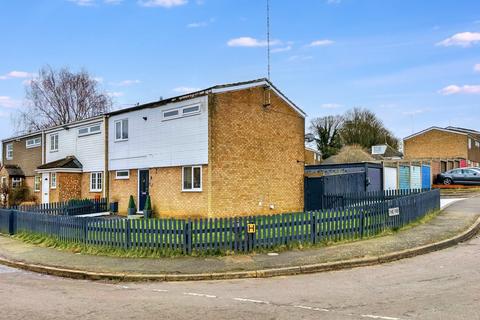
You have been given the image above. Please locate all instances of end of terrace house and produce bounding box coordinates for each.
[1,78,307,218]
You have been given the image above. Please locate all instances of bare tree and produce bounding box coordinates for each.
[309,115,344,160]
[17,66,112,132]
[340,108,398,149]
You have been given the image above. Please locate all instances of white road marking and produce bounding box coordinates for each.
[153,289,168,292]
[361,315,402,320]
[184,292,217,298]
[294,305,330,312]
[233,298,270,304]
[121,286,130,289]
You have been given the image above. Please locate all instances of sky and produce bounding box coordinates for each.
[0,0,479,141]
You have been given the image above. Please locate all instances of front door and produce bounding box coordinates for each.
[42,173,49,204]
[138,169,149,211]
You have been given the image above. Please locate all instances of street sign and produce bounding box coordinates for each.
[247,223,256,234]
[388,207,400,217]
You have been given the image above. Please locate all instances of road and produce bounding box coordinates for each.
[0,235,479,320]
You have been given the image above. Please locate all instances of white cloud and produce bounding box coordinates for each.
[107,91,124,97]
[173,86,201,94]
[271,45,292,53]
[187,18,213,28]
[227,37,280,47]
[402,109,429,116]
[308,39,334,47]
[104,0,123,4]
[0,96,22,109]
[138,0,187,8]
[0,70,35,80]
[437,32,480,47]
[439,84,480,95]
[68,0,95,6]
[474,64,480,73]
[113,79,141,86]
[320,103,342,109]
[326,0,341,4]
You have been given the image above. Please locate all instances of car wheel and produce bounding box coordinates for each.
[443,178,453,185]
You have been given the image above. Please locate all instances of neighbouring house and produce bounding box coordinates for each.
[107,78,306,218]
[322,145,375,165]
[304,147,322,165]
[1,131,44,205]
[371,144,403,160]
[403,126,480,168]
[36,116,106,203]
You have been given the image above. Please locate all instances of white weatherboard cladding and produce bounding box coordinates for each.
[45,120,105,172]
[410,166,422,189]
[384,167,398,190]
[108,96,208,171]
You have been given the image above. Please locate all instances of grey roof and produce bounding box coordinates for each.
[37,156,83,170]
[2,165,25,177]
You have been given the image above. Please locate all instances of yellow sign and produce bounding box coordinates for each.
[247,224,256,234]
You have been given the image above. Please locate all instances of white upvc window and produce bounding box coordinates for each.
[12,177,22,189]
[5,143,13,160]
[50,134,59,152]
[476,141,480,148]
[78,124,101,137]
[34,176,41,192]
[114,119,128,141]
[163,104,201,121]
[115,170,129,180]
[182,166,202,192]
[26,137,41,148]
[50,173,57,189]
[90,172,103,192]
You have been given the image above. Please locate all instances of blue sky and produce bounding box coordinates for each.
[1,0,479,141]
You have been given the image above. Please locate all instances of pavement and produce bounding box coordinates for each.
[0,196,479,281]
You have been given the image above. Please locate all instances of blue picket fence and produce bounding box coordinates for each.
[0,190,440,254]
[12,198,108,216]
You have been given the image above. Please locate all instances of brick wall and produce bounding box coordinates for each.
[2,135,42,177]
[80,172,104,200]
[305,149,321,165]
[109,169,138,215]
[53,173,82,202]
[404,130,468,160]
[207,86,305,217]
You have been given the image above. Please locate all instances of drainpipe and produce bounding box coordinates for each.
[103,115,109,202]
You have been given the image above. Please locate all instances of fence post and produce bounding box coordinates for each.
[9,210,17,235]
[359,207,365,239]
[184,220,192,255]
[83,218,88,245]
[125,219,131,249]
[311,212,316,244]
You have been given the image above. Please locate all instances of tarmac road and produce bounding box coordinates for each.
[0,235,479,319]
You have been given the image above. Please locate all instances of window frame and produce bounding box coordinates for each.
[50,173,57,189]
[26,137,41,149]
[5,143,13,160]
[12,177,22,189]
[115,170,130,180]
[78,124,102,137]
[50,134,59,152]
[90,172,103,192]
[182,165,202,192]
[34,176,41,192]
[163,103,201,121]
[114,119,128,142]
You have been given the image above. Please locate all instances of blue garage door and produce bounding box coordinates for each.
[399,165,410,190]
[422,165,431,189]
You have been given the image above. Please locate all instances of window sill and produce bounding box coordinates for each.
[50,187,57,190]
[114,139,128,143]
[50,150,58,153]
[90,190,102,193]
[78,132,101,138]
[182,189,203,193]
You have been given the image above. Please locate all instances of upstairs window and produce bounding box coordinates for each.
[163,104,201,121]
[182,166,202,191]
[50,134,59,152]
[115,119,128,141]
[78,124,101,137]
[6,143,13,160]
[26,137,41,148]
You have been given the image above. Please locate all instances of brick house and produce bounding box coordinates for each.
[404,126,480,168]
[1,132,44,204]
[304,147,321,165]
[107,78,306,218]
[36,116,107,203]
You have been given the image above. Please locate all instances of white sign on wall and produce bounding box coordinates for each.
[388,207,400,217]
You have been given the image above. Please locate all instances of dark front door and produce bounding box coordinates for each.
[139,170,149,211]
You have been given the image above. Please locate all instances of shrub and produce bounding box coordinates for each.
[128,195,136,209]
[10,185,33,206]
[144,195,152,211]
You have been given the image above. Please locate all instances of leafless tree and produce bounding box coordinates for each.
[16,66,112,132]
[309,115,344,160]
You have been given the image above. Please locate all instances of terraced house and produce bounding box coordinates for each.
[1,131,44,205]
[107,79,306,218]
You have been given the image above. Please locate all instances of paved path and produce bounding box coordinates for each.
[1,232,479,319]
[1,197,479,276]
